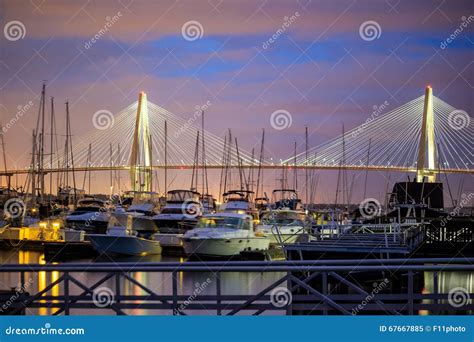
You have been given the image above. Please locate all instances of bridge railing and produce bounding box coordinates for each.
[0,258,472,316]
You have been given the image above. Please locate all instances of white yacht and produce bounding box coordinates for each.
[113,191,160,235]
[65,198,111,234]
[256,209,309,245]
[88,217,161,256]
[182,212,270,257]
[152,190,202,248]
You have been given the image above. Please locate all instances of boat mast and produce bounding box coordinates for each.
[49,96,55,200]
[255,129,264,199]
[363,138,372,199]
[164,120,167,195]
[305,126,308,204]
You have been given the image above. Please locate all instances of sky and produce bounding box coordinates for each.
[0,0,472,204]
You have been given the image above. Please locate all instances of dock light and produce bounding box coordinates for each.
[39,222,47,229]
[52,222,60,230]
[31,208,37,213]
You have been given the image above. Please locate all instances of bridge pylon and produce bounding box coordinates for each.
[129,91,153,192]
[416,86,437,183]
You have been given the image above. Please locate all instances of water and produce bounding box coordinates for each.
[0,250,472,315]
[0,250,285,315]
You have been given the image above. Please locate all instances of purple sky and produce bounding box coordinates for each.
[0,0,472,203]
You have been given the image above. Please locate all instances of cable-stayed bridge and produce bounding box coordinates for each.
[3,87,473,189]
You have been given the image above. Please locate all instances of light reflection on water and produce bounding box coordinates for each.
[0,250,285,315]
[1,250,472,315]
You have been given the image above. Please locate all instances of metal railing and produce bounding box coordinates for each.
[0,258,473,316]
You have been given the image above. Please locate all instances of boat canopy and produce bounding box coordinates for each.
[197,214,253,230]
[166,190,200,203]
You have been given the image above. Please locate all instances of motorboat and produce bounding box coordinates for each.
[88,217,161,256]
[113,191,160,235]
[65,198,111,234]
[201,194,217,215]
[272,189,304,211]
[256,209,309,245]
[220,190,260,222]
[182,212,270,257]
[152,190,202,248]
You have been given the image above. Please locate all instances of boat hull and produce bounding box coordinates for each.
[113,213,158,233]
[88,234,162,256]
[256,225,306,245]
[183,237,269,257]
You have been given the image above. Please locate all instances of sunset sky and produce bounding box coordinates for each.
[0,0,472,203]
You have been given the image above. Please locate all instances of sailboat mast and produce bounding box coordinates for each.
[164,120,168,195]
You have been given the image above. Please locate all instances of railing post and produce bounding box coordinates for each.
[172,271,178,315]
[115,273,122,315]
[322,272,328,316]
[216,273,221,316]
[407,271,414,315]
[433,271,439,315]
[64,272,70,315]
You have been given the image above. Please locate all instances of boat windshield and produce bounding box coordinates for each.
[261,212,305,226]
[198,216,248,229]
[167,190,200,202]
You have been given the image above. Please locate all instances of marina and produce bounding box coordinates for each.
[0,2,472,332]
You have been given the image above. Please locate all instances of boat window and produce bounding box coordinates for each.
[198,217,242,229]
[160,208,184,214]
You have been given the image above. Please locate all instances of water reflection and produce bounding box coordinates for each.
[0,249,472,315]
